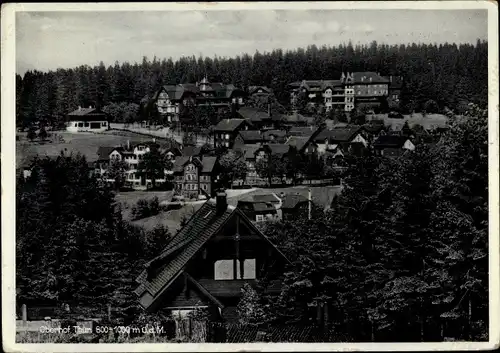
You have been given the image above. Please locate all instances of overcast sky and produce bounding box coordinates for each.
[16,9,487,74]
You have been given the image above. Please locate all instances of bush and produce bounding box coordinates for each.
[131,197,161,220]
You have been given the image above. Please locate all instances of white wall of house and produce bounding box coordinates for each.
[351,133,368,147]
[403,139,416,151]
[66,120,108,133]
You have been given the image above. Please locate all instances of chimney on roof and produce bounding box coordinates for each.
[216,190,227,215]
[390,76,393,82]
[127,140,130,150]
[89,105,92,109]
[279,192,285,200]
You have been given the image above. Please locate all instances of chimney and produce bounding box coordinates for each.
[279,192,285,200]
[78,106,81,111]
[127,140,130,150]
[216,190,227,214]
[152,138,156,143]
[268,102,272,117]
[308,188,312,220]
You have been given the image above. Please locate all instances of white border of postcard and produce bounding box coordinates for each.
[2,1,499,352]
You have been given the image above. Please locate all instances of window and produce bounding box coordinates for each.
[374,91,377,95]
[214,260,234,280]
[256,215,264,222]
[78,122,84,127]
[225,134,230,140]
[242,259,256,279]
[84,122,89,127]
[202,184,207,190]
[102,122,107,127]
[214,259,256,280]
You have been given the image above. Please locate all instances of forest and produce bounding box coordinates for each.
[16,104,488,342]
[16,40,488,128]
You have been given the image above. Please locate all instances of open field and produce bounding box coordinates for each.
[16,131,157,168]
[367,113,449,130]
[116,191,174,221]
[131,203,204,233]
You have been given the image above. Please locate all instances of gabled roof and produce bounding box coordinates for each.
[290,80,343,91]
[214,119,248,132]
[173,156,217,173]
[237,130,263,143]
[263,129,287,140]
[352,72,390,84]
[288,126,317,137]
[283,112,314,125]
[266,143,292,156]
[134,198,289,309]
[285,136,311,152]
[237,107,272,123]
[67,107,105,116]
[97,146,116,160]
[315,126,362,143]
[281,193,309,209]
[248,86,272,95]
[373,135,410,148]
[200,156,217,173]
[233,144,260,160]
[181,146,202,157]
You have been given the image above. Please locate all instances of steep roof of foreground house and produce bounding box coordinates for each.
[134,196,289,311]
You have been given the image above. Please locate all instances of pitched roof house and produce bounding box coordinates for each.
[285,135,318,155]
[213,119,252,149]
[173,156,218,198]
[134,192,289,321]
[372,135,416,157]
[66,107,109,133]
[314,126,368,155]
[233,130,264,148]
[237,193,282,223]
[280,193,309,221]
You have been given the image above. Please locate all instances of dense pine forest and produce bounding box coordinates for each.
[16,40,488,128]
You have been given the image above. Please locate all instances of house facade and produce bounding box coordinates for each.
[173,156,218,199]
[281,193,310,221]
[134,192,290,323]
[213,119,252,149]
[95,141,175,189]
[66,107,109,133]
[372,135,416,156]
[153,78,247,122]
[314,126,368,155]
[288,72,394,113]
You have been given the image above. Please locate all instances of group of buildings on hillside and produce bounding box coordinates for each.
[148,72,403,124]
[64,71,403,132]
[90,116,428,196]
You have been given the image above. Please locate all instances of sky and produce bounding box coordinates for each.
[16,9,488,74]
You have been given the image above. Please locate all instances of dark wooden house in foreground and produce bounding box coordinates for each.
[134,191,289,323]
